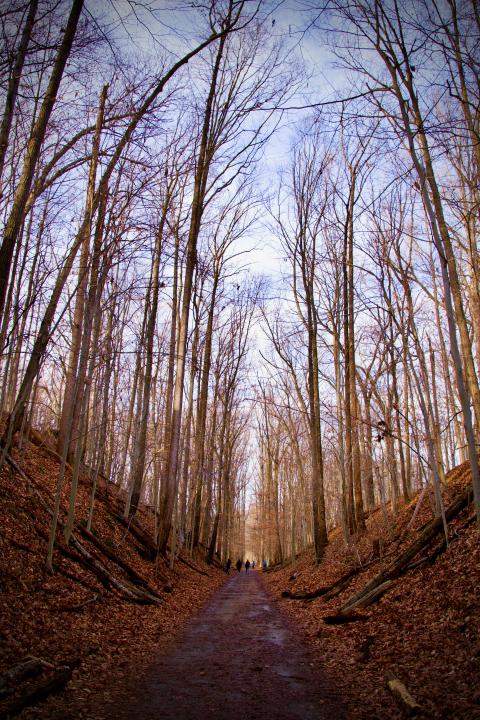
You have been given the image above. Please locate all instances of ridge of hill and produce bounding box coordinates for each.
[264,462,480,719]
[0,434,226,719]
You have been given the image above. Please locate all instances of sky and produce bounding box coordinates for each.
[81,0,358,504]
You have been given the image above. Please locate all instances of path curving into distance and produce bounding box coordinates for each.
[121,570,347,720]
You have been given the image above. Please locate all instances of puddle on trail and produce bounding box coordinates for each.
[275,665,308,682]
[267,626,286,647]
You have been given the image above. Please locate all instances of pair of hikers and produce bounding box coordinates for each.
[235,558,245,573]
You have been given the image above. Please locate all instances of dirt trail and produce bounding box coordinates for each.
[115,570,346,720]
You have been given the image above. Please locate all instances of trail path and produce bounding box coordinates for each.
[120,570,346,720]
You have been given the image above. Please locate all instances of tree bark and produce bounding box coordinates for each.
[157,27,229,556]
[0,0,39,187]
[0,0,85,322]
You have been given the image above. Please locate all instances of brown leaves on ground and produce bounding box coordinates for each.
[2,436,480,720]
[264,463,480,720]
[0,438,226,719]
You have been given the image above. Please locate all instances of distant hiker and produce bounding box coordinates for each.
[245,559,251,574]
[262,559,267,570]
[252,561,255,570]
[236,559,242,573]
[225,558,232,574]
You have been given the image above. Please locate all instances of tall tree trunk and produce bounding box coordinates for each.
[63,189,108,543]
[1,21,239,460]
[346,172,365,530]
[382,52,480,524]
[333,326,349,539]
[87,297,114,531]
[157,28,229,556]
[118,326,143,492]
[343,192,356,535]
[128,197,169,517]
[362,387,375,511]
[0,0,39,186]
[57,86,108,458]
[309,316,327,560]
[201,383,218,547]
[389,318,408,501]
[192,273,219,548]
[0,0,84,322]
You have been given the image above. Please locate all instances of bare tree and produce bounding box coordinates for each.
[0,0,85,323]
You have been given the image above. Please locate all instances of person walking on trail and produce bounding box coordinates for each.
[245,559,251,574]
[252,560,255,570]
[225,558,231,574]
[236,559,242,573]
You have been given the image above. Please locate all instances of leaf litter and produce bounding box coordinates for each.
[264,462,480,719]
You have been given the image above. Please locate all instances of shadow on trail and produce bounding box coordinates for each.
[121,571,347,719]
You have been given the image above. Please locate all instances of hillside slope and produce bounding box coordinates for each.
[0,437,225,719]
[264,463,480,720]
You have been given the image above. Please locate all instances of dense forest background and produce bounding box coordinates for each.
[1,0,480,570]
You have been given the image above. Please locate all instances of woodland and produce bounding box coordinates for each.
[0,0,480,717]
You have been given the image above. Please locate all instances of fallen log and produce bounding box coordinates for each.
[323,567,371,601]
[6,454,161,605]
[323,612,370,625]
[0,532,37,555]
[76,524,162,596]
[69,535,162,605]
[386,672,421,716]
[282,564,371,602]
[0,658,54,699]
[404,556,429,572]
[405,540,447,573]
[34,523,161,605]
[28,428,73,473]
[52,562,101,594]
[2,660,79,718]
[342,580,394,613]
[107,512,207,576]
[110,511,157,560]
[178,555,210,576]
[57,594,99,613]
[340,485,472,614]
[282,587,330,600]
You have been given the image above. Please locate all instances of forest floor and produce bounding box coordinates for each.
[0,435,227,719]
[264,462,480,720]
[1,432,480,719]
